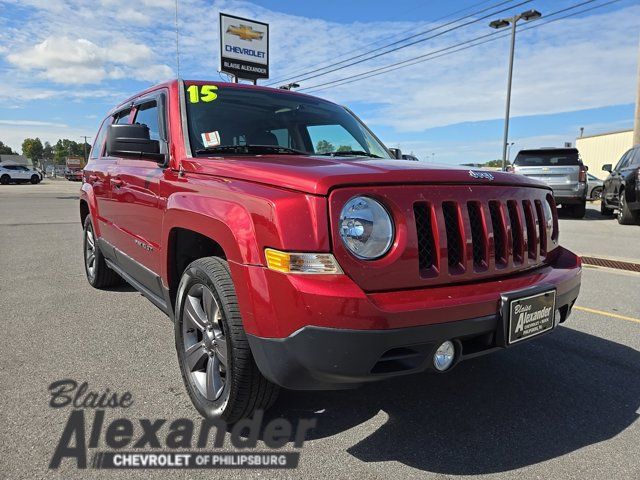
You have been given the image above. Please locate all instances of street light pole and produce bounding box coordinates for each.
[501,19,517,172]
[490,9,542,171]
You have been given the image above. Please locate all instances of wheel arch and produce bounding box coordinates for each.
[79,183,100,233]
[166,226,230,309]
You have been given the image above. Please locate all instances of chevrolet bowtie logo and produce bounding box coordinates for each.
[227,24,264,41]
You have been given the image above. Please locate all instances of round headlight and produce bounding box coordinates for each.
[339,196,394,259]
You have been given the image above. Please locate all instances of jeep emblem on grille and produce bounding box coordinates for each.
[468,170,494,181]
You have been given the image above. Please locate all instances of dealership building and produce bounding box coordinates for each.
[575,128,634,179]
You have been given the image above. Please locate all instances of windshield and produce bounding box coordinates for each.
[514,150,580,166]
[183,82,391,158]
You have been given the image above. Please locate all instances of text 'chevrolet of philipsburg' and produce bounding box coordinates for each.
[80,80,581,422]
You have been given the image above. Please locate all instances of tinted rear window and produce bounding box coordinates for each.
[514,150,580,166]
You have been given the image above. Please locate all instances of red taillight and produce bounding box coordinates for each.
[579,165,587,183]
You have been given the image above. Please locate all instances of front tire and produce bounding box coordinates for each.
[30,174,40,184]
[83,216,123,288]
[175,257,279,423]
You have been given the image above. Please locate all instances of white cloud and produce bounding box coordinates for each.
[6,36,172,85]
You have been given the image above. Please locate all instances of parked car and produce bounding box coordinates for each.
[0,164,42,184]
[601,145,640,225]
[512,148,588,218]
[587,173,604,200]
[80,80,581,422]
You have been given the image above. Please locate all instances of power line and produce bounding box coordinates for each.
[280,0,534,86]
[265,0,529,86]
[266,0,508,85]
[302,0,620,94]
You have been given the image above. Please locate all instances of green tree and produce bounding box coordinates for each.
[43,141,53,160]
[315,139,335,154]
[0,141,17,155]
[22,138,44,163]
[336,145,352,152]
[483,159,503,168]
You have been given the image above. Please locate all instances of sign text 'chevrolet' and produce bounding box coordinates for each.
[219,13,269,81]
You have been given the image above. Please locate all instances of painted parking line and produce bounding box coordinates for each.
[574,306,640,325]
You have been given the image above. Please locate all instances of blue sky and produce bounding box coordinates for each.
[0,0,638,164]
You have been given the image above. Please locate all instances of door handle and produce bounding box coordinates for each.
[111,178,123,188]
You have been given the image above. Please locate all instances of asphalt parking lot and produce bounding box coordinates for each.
[1,181,638,480]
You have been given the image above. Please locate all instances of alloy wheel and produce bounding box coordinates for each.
[182,284,228,401]
[85,226,96,278]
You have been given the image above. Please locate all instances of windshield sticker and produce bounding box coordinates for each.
[201,131,221,148]
[187,84,218,103]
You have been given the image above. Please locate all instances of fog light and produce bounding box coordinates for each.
[433,340,456,371]
[554,308,562,326]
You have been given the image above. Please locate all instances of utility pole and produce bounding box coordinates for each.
[633,38,640,146]
[81,136,91,163]
[490,10,542,171]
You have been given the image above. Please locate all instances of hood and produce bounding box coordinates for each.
[181,155,548,195]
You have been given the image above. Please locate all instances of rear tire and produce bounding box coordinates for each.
[174,257,279,423]
[83,216,123,288]
[569,201,586,219]
[0,174,9,185]
[617,191,638,225]
[590,186,603,200]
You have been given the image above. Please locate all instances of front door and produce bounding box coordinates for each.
[108,93,168,296]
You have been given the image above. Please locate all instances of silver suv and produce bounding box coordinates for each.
[512,148,587,218]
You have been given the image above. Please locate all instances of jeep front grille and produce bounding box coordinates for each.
[415,193,556,278]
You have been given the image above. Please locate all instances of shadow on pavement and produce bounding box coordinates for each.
[558,204,611,221]
[266,326,639,474]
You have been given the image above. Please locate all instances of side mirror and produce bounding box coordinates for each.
[388,148,403,159]
[106,124,164,162]
[584,165,588,171]
[602,164,612,173]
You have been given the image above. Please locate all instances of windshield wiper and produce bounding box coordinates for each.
[195,144,308,156]
[318,150,381,158]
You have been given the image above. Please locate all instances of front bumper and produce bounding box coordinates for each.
[248,281,579,390]
[229,247,581,390]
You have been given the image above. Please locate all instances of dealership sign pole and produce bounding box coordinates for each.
[219,13,269,84]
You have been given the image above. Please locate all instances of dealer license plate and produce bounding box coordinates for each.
[508,290,556,344]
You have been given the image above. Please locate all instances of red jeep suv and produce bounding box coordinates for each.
[80,80,581,422]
